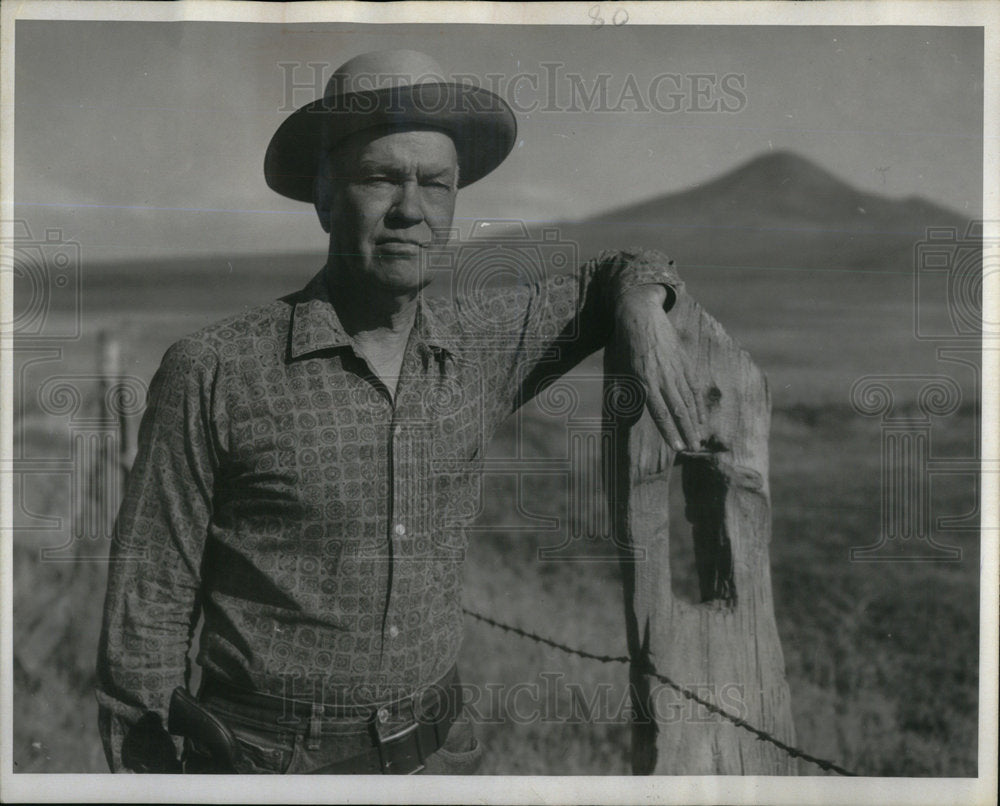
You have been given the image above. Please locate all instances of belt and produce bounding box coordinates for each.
[201,664,458,721]
[197,665,461,774]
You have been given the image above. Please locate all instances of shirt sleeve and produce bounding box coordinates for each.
[463,246,683,424]
[95,336,222,772]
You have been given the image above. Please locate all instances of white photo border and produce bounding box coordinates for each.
[1,2,997,804]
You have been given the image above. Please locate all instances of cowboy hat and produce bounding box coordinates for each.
[264,50,517,203]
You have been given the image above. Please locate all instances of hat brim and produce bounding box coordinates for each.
[264,83,517,203]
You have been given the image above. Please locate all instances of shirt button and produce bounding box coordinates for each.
[377,707,389,723]
[394,523,406,536]
[389,624,400,638]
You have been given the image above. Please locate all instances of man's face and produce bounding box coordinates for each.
[321,127,458,294]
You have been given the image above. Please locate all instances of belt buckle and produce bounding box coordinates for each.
[369,710,425,774]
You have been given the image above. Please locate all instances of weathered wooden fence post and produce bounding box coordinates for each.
[604,289,797,775]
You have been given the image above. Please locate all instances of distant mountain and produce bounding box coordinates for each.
[551,150,972,278]
[602,151,958,230]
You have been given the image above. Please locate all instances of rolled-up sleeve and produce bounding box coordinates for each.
[96,337,222,772]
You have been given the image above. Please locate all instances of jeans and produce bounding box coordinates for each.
[182,679,483,775]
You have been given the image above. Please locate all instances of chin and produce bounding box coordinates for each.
[381,276,432,296]
[372,258,429,294]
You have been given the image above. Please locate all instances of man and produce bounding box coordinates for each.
[97,50,704,774]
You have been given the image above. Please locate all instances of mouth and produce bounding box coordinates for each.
[376,239,425,254]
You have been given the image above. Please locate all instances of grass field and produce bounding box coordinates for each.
[11,258,981,775]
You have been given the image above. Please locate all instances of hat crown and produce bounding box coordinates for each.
[325,50,448,97]
[265,50,516,202]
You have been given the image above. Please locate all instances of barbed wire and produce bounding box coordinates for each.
[463,607,857,777]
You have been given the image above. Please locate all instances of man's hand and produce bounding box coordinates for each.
[614,285,705,452]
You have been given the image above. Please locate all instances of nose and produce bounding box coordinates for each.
[387,180,424,227]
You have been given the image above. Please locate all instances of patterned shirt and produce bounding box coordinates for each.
[96,247,681,771]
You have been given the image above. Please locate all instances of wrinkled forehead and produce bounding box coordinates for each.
[328,124,459,174]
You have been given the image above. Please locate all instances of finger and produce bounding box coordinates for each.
[662,376,700,449]
[683,356,708,428]
[645,388,685,452]
[671,367,699,431]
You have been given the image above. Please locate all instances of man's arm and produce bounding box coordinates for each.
[478,247,702,450]
[96,337,221,772]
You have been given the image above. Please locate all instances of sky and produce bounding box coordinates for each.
[12,20,984,263]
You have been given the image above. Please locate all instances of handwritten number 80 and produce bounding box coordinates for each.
[589,4,629,27]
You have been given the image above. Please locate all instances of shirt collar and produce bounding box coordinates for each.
[288,268,461,360]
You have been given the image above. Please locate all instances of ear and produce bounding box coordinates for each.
[313,177,332,234]
[312,152,333,233]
